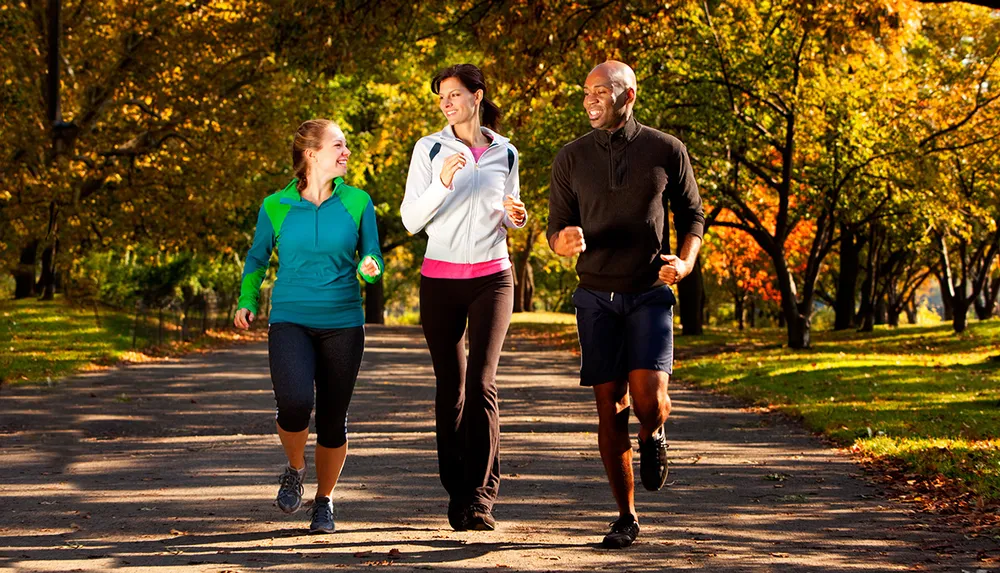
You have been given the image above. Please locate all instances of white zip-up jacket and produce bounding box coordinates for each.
[402,125,526,264]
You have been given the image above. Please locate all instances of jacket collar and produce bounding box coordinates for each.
[433,124,510,148]
[592,115,641,148]
[279,177,345,204]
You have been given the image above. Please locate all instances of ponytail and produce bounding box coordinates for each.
[291,119,338,192]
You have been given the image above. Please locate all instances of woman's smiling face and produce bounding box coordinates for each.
[438,77,482,126]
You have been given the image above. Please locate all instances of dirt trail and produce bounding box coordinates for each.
[1,325,995,572]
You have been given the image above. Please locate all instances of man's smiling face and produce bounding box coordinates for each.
[583,67,631,131]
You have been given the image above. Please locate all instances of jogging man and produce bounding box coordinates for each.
[547,60,704,548]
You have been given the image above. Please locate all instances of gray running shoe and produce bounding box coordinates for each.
[276,465,304,514]
[309,497,336,534]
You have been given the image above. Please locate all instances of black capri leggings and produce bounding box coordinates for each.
[267,322,365,449]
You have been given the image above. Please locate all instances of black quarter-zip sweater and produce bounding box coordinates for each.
[547,116,706,293]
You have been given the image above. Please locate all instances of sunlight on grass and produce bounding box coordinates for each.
[0,296,262,385]
[680,319,1000,503]
[509,311,576,325]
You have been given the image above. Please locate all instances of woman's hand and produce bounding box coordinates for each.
[234,307,255,330]
[439,153,467,188]
[504,195,526,226]
[359,255,380,278]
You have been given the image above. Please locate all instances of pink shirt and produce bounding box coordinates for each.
[470,146,489,162]
[421,257,511,279]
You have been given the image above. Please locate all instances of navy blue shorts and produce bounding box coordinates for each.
[573,285,675,387]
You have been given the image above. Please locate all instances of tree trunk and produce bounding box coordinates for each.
[678,256,704,335]
[953,298,970,333]
[132,305,140,349]
[364,281,385,324]
[512,227,538,313]
[985,276,1000,319]
[904,300,917,325]
[937,272,954,321]
[834,225,859,330]
[37,244,57,300]
[874,296,888,326]
[519,262,535,312]
[748,297,757,328]
[735,295,745,331]
[886,306,900,327]
[857,269,875,332]
[974,275,999,320]
[772,252,809,348]
[787,305,810,349]
[858,239,878,332]
[14,242,38,299]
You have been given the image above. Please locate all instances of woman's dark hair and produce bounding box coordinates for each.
[291,119,338,192]
[431,64,501,132]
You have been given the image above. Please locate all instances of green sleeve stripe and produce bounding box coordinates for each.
[237,271,267,315]
[263,194,291,238]
[237,203,276,315]
[337,184,371,229]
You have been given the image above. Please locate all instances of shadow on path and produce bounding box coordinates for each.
[0,325,996,572]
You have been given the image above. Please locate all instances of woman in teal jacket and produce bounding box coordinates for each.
[235,119,383,534]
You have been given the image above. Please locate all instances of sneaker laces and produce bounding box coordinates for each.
[608,515,637,532]
[278,468,304,496]
[310,499,334,520]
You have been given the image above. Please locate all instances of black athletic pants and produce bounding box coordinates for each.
[419,269,513,510]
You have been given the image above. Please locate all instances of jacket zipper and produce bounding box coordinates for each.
[467,140,497,262]
[313,180,342,248]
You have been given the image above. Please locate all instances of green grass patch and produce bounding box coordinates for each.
[507,312,579,351]
[679,320,1000,504]
[0,296,261,385]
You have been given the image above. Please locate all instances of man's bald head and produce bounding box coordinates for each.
[583,60,638,131]
[590,60,637,95]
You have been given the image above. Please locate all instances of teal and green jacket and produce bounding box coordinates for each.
[238,178,383,329]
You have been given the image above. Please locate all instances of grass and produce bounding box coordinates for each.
[677,320,1000,508]
[507,311,579,351]
[0,296,265,385]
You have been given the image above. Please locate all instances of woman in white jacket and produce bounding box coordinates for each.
[401,63,527,532]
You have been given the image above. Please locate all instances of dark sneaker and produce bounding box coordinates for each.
[602,515,639,549]
[466,503,496,531]
[638,427,669,491]
[447,500,468,531]
[276,465,305,514]
[308,497,336,534]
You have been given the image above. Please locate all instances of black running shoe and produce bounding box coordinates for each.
[447,500,468,531]
[276,465,304,513]
[602,515,639,549]
[638,427,669,491]
[467,503,496,531]
[308,497,336,534]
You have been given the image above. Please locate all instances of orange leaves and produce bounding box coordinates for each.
[703,225,780,302]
